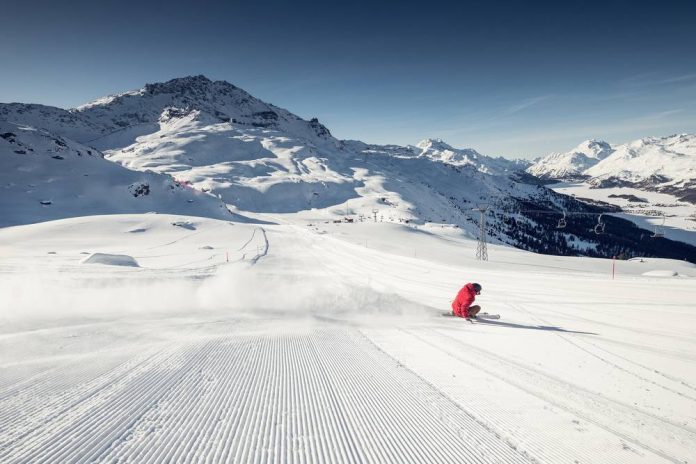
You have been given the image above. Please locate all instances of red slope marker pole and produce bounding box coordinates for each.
[612,255,616,280]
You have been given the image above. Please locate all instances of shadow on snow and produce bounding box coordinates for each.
[475,318,598,335]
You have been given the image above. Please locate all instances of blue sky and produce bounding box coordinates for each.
[1,0,695,158]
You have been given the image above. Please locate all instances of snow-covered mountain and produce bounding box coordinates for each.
[0,76,334,150]
[528,134,696,202]
[585,134,696,191]
[2,75,695,261]
[412,138,527,175]
[0,103,106,144]
[526,139,614,179]
[0,120,233,227]
[2,75,533,220]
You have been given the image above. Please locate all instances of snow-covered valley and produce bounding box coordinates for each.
[2,214,696,463]
[549,182,696,246]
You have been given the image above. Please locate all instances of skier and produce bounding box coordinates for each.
[451,282,482,319]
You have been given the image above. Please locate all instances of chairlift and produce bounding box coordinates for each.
[594,214,606,235]
[651,215,665,238]
[557,211,567,229]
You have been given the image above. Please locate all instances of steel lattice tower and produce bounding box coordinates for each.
[474,207,489,261]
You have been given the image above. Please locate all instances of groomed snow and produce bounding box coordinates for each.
[641,270,679,277]
[1,214,695,463]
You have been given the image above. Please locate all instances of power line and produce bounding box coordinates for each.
[495,208,692,218]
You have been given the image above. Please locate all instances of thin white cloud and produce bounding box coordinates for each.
[620,72,696,87]
[644,108,684,119]
[502,95,553,115]
[659,73,696,84]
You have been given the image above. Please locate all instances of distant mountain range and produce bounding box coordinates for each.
[527,135,696,202]
[2,75,695,261]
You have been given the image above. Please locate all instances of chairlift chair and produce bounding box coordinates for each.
[557,211,567,229]
[594,214,606,235]
[651,215,665,238]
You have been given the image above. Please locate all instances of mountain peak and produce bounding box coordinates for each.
[571,139,611,155]
[411,137,521,174]
[572,139,612,158]
[74,75,243,112]
[526,139,613,179]
[62,75,340,149]
[416,138,455,151]
[143,75,238,96]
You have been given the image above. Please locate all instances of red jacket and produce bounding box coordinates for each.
[452,283,477,317]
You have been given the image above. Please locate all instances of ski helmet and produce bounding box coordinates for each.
[472,283,482,294]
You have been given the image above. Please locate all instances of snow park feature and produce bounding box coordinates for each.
[80,253,140,267]
[1,76,696,463]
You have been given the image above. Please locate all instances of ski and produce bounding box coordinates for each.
[441,312,501,320]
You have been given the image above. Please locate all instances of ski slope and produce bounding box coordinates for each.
[1,214,696,463]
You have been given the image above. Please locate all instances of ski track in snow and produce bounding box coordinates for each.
[0,324,534,464]
[366,327,693,464]
[508,303,696,401]
[4,320,693,464]
[575,337,696,394]
[433,329,695,461]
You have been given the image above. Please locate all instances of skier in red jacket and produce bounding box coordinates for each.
[451,283,482,319]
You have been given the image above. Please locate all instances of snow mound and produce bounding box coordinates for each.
[172,221,196,230]
[641,270,679,277]
[80,253,140,267]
